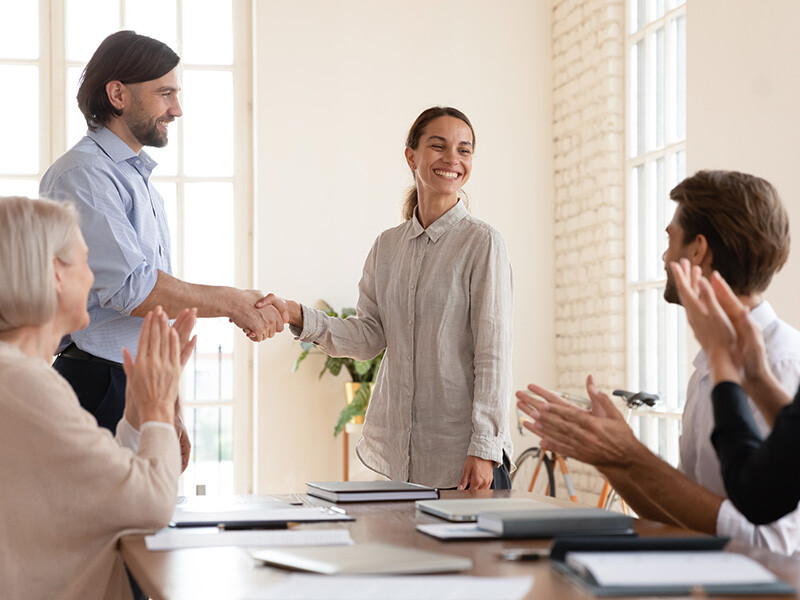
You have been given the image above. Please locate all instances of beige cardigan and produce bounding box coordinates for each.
[0,341,180,600]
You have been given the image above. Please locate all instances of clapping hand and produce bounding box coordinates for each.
[515,376,639,468]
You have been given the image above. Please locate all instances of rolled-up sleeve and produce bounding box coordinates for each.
[468,230,514,464]
[292,238,386,361]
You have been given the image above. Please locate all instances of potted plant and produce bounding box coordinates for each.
[292,302,384,436]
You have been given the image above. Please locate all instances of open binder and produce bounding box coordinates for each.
[550,536,796,596]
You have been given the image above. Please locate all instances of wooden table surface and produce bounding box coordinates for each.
[120,489,800,600]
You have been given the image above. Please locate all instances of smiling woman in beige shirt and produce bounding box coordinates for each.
[280,107,514,489]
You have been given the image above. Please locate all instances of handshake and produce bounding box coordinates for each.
[229,290,297,342]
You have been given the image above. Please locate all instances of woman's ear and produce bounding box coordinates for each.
[53,257,65,298]
[404,146,416,171]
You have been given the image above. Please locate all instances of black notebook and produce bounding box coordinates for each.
[306,480,439,502]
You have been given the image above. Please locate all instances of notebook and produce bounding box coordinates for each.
[549,536,796,596]
[306,480,439,502]
[415,498,552,522]
[476,508,634,538]
[251,542,472,575]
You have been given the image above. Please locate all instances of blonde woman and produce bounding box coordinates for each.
[0,196,195,600]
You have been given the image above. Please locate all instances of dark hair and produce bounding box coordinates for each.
[77,30,180,130]
[403,106,475,221]
[670,170,790,295]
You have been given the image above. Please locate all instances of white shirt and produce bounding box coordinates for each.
[293,200,514,488]
[679,300,800,554]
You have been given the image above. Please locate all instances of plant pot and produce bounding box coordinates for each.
[344,382,369,425]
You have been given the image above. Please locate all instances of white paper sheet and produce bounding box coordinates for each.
[145,527,353,551]
[416,523,498,539]
[250,574,534,600]
[170,506,351,526]
[565,551,777,586]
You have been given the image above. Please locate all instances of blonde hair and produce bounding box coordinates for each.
[0,197,80,332]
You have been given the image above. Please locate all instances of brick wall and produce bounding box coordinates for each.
[551,0,626,506]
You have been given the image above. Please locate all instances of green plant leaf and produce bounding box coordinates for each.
[333,383,371,437]
[353,360,373,376]
[342,307,356,318]
[322,356,344,378]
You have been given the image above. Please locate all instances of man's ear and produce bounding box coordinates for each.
[688,233,713,272]
[106,80,126,111]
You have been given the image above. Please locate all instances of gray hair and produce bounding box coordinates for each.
[0,197,80,332]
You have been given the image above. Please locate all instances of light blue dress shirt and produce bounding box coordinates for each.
[40,127,172,362]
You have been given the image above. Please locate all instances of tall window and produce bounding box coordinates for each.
[625,0,687,465]
[0,0,253,495]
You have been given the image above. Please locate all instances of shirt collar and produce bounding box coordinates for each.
[693,300,776,373]
[86,127,159,172]
[407,199,468,242]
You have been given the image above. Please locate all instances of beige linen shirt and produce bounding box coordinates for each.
[0,341,180,600]
[295,200,514,488]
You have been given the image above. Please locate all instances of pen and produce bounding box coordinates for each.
[500,548,550,562]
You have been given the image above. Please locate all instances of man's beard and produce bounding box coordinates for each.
[129,114,169,148]
[663,272,680,305]
[125,98,171,148]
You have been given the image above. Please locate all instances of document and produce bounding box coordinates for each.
[251,574,534,600]
[145,527,353,551]
[170,506,353,528]
[416,523,498,540]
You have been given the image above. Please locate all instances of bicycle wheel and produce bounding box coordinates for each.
[511,446,556,497]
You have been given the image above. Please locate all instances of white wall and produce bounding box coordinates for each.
[688,0,800,327]
[252,0,554,492]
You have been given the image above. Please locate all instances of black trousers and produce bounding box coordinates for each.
[52,354,127,432]
[491,455,512,490]
[52,353,144,599]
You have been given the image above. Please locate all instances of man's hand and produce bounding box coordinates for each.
[122,307,183,425]
[515,375,640,468]
[175,409,191,473]
[457,455,495,490]
[229,289,286,342]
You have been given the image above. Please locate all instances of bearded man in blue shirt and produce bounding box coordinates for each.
[40,31,286,456]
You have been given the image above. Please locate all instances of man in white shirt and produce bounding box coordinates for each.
[517,170,800,554]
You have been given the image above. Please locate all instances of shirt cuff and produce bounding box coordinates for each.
[290,304,319,341]
[467,435,504,465]
[116,416,141,451]
[116,418,174,452]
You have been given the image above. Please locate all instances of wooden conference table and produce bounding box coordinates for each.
[121,489,800,600]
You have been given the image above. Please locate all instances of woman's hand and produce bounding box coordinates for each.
[122,306,186,425]
[457,455,495,490]
[670,259,741,384]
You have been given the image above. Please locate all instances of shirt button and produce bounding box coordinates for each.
[135,159,141,165]
[407,355,412,360]
[410,283,415,289]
